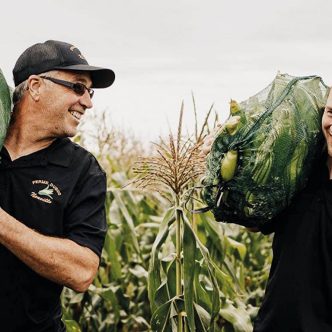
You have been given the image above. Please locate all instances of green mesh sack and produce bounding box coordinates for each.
[0,69,11,150]
[202,73,329,228]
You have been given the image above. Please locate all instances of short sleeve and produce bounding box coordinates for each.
[64,164,107,258]
[258,204,291,235]
[259,217,278,235]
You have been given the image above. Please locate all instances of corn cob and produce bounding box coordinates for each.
[220,150,238,182]
[202,73,329,226]
[225,116,241,136]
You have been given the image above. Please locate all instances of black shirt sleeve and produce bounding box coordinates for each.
[258,204,291,235]
[64,160,107,258]
[258,218,278,235]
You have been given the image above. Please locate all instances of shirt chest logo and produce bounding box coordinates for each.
[31,180,62,204]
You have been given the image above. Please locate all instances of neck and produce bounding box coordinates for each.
[4,116,55,161]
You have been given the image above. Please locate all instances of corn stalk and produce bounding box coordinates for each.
[61,104,272,332]
[131,103,242,331]
[175,196,184,331]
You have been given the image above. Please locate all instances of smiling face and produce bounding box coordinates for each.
[322,89,332,157]
[39,70,93,138]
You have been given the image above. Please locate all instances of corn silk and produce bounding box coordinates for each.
[202,73,330,228]
[0,70,11,150]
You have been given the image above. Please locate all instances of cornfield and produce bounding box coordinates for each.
[62,104,273,332]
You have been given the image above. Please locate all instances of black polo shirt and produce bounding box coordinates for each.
[0,138,107,332]
[254,155,332,332]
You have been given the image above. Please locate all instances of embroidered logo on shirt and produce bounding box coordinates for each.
[38,185,54,199]
[31,180,62,204]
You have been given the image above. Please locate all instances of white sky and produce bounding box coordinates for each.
[2,0,332,142]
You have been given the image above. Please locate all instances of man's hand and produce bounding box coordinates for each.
[0,208,99,293]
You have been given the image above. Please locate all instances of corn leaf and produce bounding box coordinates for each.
[194,302,210,331]
[193,262,212,311]
[148,208,175,313]
[181,210,221,330]
[226,237,247,261]
[150,298,173,332]
[183,214,197,332]
[112,190,140,254]
[103,231,122,280]
[64,320,81,332]
[219,301,252,332]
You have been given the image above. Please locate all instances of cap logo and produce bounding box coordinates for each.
[69,45,86,60]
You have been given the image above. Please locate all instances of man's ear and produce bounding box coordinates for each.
[26,75,42,102]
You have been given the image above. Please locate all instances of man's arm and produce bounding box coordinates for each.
[0,208,99,293]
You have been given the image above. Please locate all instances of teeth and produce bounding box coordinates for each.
[70,111,82,120]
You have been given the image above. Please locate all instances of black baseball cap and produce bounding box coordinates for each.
[13,40,115,88]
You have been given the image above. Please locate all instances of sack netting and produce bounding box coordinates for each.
[202,73,330,228]
[0,69,11,151]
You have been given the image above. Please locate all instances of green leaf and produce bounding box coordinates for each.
[226,237,247,261]
[220,301,253,332]
[150,299,172,332]
[194,302,210,332]
[112,190,141,254]
[89,285,121,323]
[129,264,148,279]
[64,320,81,332]
[69,292,84,304]
[183,215,197,332]
[148,208,175,313]
[0,70,12,149]
[135,222,161,231]
[181,210,221,331]
[161,256,176,300]
[199,212,225,260]
[103,230,122,280]
[194,262,212,311]
[155,280,171,308]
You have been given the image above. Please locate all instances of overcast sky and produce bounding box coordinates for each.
[2,0,332,142]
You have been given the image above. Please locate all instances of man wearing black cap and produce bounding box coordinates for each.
[0,40,115,331]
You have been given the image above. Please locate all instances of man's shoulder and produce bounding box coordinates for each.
[47,138,105,176]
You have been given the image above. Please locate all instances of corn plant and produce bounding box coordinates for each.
[62,172,167,331]
[62,106,273,332]
[131,103,261,331]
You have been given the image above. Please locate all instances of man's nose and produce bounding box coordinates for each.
[80,90,93,109]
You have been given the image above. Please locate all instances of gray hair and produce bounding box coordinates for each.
[12,70,60,106]
[10,70,61,124]
[12,80,28,106]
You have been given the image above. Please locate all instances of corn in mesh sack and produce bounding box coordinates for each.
[202,73,329,228]
[0,69,11,150]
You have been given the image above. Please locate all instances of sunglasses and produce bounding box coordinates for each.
[40,76,94,98]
